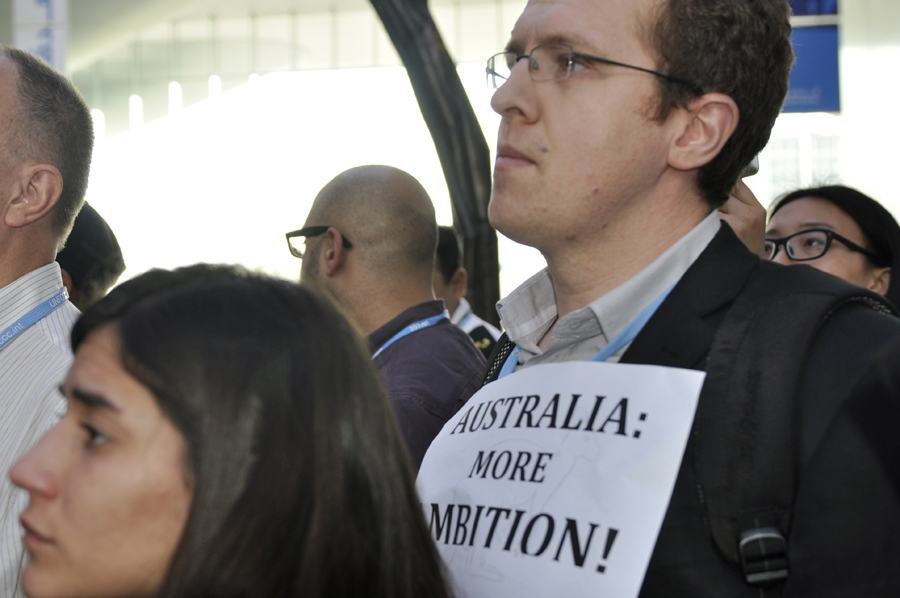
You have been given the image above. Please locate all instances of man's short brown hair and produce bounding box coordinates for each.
[648,0,794,208]
[2,46,94,246]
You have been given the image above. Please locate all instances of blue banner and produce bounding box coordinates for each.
[784,25,840,113]
[790,0,838,15]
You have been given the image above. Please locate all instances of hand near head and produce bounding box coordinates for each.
[719,180,767,258]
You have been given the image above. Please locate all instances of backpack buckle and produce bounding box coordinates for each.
[739,527,789,585]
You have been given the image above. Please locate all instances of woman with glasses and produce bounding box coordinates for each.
[765,185,900,309]
[10,264,452,598]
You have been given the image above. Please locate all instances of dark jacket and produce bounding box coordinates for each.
[783,335,900,598]
[628,224,900,597]
[370,300,486,472]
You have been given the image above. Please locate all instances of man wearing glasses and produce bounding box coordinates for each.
[416,0,900,596]
[288,165,485,472]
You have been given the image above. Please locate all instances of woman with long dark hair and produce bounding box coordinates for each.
[11,264,451,598]
[766,185,900,309]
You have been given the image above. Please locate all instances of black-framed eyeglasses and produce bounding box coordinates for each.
[764,228,880,263]
[285,226,353,259]
[486,42,705,94]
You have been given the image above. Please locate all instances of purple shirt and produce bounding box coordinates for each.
[369,300,486,471]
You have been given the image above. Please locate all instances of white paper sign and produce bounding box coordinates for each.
[417,361,705,598]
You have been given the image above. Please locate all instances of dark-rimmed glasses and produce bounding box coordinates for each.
[486,42,704,94]
[285,226,352,259]
[764,228,880,263]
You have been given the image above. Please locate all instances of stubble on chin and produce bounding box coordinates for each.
[488,180,545,250]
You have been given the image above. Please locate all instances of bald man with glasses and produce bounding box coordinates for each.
[288,165,485,472]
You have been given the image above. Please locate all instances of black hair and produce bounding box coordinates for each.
[770,185,900,308]
[72,264,452,598]
[56,202,125,309]
[435,225,462,286]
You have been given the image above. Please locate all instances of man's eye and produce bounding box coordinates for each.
[553,54,571,70]
[568,56,591,70]
[81,424,109,448]
[548,53,579,75]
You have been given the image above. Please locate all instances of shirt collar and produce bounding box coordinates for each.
[498,211,721,356]
[496,268,557,355]
[449,297,473,326]
[0,263,66,332]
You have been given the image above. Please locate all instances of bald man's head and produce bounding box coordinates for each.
[303,165,438,289]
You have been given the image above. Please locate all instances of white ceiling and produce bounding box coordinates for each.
[67,0,495,70]
[48,0,517,137]
[68,0,368,71]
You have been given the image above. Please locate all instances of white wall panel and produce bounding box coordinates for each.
[838,0,900,214]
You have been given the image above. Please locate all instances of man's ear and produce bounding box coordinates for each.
[323,226,350,277]
[5,163,63,229]
[450,267,468,301]
[667,93,739,172]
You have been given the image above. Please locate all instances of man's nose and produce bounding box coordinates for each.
[490,58,538,121]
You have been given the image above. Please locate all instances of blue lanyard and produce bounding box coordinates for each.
[590,283,675,362]
[497,284,675,379]
[498,345,523,379]
[371,311,450,360]
[0,288,69,352]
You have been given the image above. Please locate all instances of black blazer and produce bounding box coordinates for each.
[624,224,900,598]
[784,335,900,598]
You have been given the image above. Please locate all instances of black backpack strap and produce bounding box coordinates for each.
[694,263,895,586]
[482,332,513,386]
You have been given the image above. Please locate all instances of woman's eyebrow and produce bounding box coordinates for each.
[767,222,838,236]
[61,385,120,412]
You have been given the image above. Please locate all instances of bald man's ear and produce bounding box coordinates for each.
[667,93,739,172]
[5,163,63,229]
[323,226,350,277]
